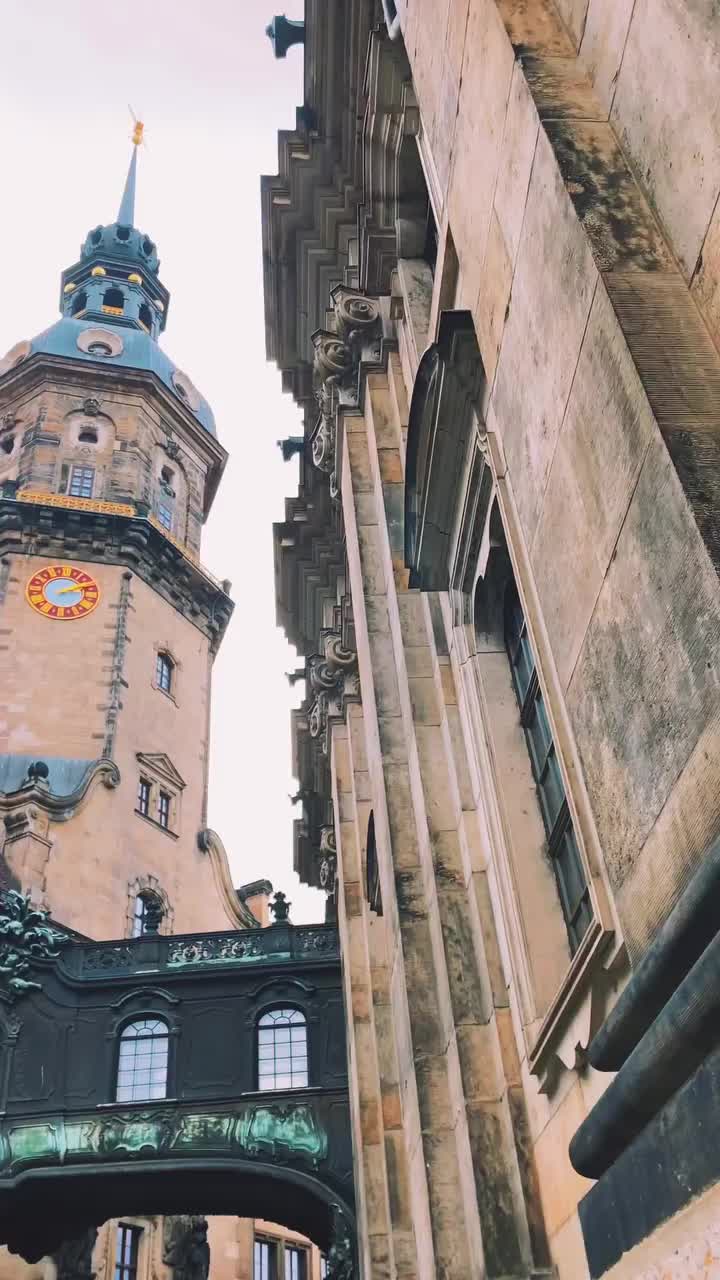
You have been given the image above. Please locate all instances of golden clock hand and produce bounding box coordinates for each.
[56,583,84,595]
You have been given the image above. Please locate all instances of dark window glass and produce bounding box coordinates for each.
[156,652,173,693]
[254,1240,276,1280]
[158,791,171,829]
[257,1008,308,1091]
[115,1225,141,1280]
[137,778,150,817]
[284,1247,306,1280]
[132,893,161,938]
[366,811,382,916]
[157,502,173,531]
[116,1020,168,1102]
[69,464,95,498]
[504,583,591,954]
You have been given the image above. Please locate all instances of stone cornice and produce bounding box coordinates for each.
[261,0,377,396]
[0,496,233,652]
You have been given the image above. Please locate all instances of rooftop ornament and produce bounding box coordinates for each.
[269,890,292,924]
[265,15,305,58]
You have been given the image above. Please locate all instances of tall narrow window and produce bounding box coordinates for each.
[257,1008,308,1091]
[504,583,591,953]
[137,778,151,817]
[116,1019,169,1102]
[115,1225,141,1280]
[366,811,382,916]
[157,502,173,531]
[157,790,171,830]
[156,652,174,694]
[254,1239,276,1280]
[69,464,95,498]
[284,1247,306,1280]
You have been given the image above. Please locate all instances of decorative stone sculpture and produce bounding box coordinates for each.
[52,1227,98,1280]
[265,15,305,59]
[325,1205,355,1280]
[162,1216,210,1280]
[0,889,64,1002]
[269,890,292,923]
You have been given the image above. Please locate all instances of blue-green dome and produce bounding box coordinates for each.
[0,140,217,437]
[28,316,216,436]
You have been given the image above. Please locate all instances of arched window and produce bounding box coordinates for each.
[71,289,87,316]
[103,286,125,314]
[132,892,163,937]
[116,1018,169,1102]
[138,303,153,332]
[257,1008,308,1091]
[156,651,174,694]
[503,581,591,954]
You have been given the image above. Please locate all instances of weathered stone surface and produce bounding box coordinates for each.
[493,127,598,543]
[692,194,720,355]
[610,0,720,277]
[531,282,656,688]
[546,120,672,272]
[492,64,540,267]
[579,0,635,114]
[567,432,720,892]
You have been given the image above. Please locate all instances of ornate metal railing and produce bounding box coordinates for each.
[60,922,339,979]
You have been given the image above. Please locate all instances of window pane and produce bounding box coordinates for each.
[116,1020,169,1101]
[538,749,565,832]
[69,465,95,498]
[257,1009,308,1091]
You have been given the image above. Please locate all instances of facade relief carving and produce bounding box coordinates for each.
[311,288,382,496]
[0,890,65,1002]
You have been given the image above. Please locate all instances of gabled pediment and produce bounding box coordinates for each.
[135,752,186,791]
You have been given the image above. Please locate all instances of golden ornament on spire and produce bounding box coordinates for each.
[132,120,144,147]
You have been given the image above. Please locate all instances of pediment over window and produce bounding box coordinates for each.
[135,753,186,791]
[404,311,486,591]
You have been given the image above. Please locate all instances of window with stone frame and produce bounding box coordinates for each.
[134,755,184,837]
[137,778,151,818]
[155,651,174,694]
[503,582,592,954]
[156,501,173,531]
[69,463,95,498]
[132,891,164,937]
[115,1225,142,1280]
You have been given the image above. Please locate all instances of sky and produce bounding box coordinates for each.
[0,1,325,921]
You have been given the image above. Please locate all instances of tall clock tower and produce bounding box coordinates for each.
[0,133,252,941]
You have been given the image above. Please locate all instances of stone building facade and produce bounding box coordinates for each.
[263,2,720,1277]
[0,145,327,1280]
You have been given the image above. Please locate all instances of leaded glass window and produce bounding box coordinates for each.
[137,778,151,817]
[69,464,95,498]
[157,502,173,531]
[257,1008,308,1091]
[158,790,170,829]
[116,1018,169,1102]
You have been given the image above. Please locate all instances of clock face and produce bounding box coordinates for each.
[26,564,100,620]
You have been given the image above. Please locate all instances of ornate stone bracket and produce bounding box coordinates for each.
[310,287,382,495]
[307,629,360,757]
[0,890,65,1003]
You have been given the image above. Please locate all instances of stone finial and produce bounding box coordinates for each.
[142,896,164,935]
[265,15,305,58]
[269,890,292,924]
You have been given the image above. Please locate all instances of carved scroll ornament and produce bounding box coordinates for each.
[0,890,64,1002]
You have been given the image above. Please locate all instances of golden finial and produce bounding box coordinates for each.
[128,106,145,148]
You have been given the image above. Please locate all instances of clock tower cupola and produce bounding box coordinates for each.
[0,129,248,940]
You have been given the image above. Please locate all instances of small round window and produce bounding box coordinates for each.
[77,328,123,358]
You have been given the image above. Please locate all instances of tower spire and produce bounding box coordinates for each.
[117,118,144,226]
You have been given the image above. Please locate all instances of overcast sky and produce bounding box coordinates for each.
[0,1,324,921]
